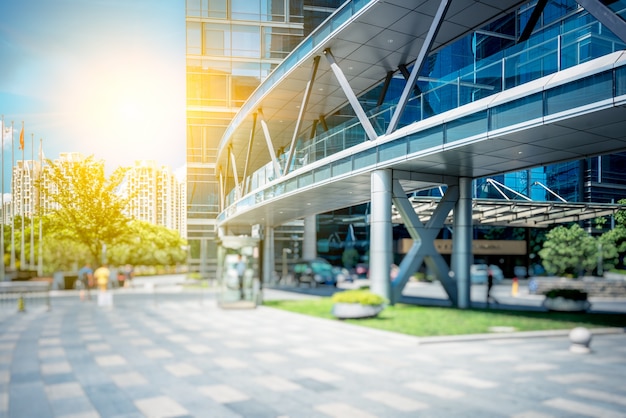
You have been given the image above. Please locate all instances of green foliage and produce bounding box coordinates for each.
[538,224,597,277]
[39,156,132,266]
[106,220,187,266]
[331,289,387,306]
[543,288,588,301]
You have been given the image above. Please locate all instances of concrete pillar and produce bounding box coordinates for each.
[263,226,275,285]
[452,177,472,309]
[370,169,392,300]
[302,215,317,260]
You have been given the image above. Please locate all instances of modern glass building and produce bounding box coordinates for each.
[185,1,342,275]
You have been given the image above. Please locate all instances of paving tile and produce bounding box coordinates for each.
[39,348,65,359]
[254,375,302,392]
[543,397,624,418]
[252,352,288,363]
[45,382,85,400]
[110,372,148,388]
[406,381,465,399]
[85,343,110,353]
[296,368,342,382]
[363,391,429,412]
[315,402,378,418]
[94,355,126,367]
[199,384,249,403]
[164,362,201,377]
[184,344,212,354]
[41,362,72,375]
[135,395,189,418]
[547,373,602,384]
[213,356,247,369]
[143,348,173,359]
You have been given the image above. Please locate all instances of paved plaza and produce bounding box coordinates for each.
[0,285,625,418]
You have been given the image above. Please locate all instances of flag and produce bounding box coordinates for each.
[38,140,45,162]
[19,125,24,150]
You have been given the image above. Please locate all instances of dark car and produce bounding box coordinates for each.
[293,258,337,287]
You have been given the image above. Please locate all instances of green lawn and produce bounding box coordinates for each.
[263,299,626,337]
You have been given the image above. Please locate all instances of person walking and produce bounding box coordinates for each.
[94,264,112,307]
[486,269,498,306]
[77,263,93,301]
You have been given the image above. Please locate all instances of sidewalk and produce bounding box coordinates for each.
[0,290,625,417]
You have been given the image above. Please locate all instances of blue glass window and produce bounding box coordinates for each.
[445,110,488,143]
[546,71,612,115]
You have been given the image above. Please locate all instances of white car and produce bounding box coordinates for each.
[470,264,504,283]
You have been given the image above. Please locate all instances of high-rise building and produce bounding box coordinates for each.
[124,160,187,236]
[185,0,342,274]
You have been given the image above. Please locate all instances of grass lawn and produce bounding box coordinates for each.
[263,298,626,337]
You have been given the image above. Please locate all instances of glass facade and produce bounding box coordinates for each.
[185,0,341,274]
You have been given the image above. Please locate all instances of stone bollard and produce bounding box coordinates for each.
[569,327,592,354]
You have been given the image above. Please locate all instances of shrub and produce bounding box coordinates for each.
[544,288,588,301]
[331,289,387,306]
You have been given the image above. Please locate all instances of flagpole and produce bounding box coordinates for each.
[29,133,34,270]
[20,122,25,270]
[37,138,43,277]
[10,121,15,271]
[0,115,4,282]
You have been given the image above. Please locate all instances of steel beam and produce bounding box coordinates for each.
[390,179,459,306]
[228,145,240,200]
[387,0,450,134]
[518,0,548,43]
[576,0,626,44]
[242,112,257,194]
[257,108,282,180]
[284,56,321,176]
[324,48,378,141]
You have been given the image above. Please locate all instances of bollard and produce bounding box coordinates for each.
[511,277,519,297]
[17,293,26,313]
[569,327,592,354]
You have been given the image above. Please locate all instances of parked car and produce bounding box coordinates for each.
[293,258,337,287]
[470,264,504,283]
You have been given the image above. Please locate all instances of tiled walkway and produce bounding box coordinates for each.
[1,291,625,417]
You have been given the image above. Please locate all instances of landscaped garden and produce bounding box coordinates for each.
[263,298,626,337]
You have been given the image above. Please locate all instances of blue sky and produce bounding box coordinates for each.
[0,0,186,190]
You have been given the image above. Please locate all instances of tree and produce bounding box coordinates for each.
[538,224,597,277]
[598,198,626,270]
[107,220,187,267]
[39,156,132,266]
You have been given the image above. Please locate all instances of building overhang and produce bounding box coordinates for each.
[216,0,529,175]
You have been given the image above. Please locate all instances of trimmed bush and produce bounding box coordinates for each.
[544,288,588,301]
[331,289,387,306]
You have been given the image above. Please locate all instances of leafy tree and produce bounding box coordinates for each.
[598,198,626,270]
[538,224,597,277]
[38,156,131,266]
[107,220,187,267]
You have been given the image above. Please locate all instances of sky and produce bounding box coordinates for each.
[0,0,186,190]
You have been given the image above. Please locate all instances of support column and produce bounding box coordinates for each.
[370,169,392,300]
[452,177,473,309]
[263,225,275,285]
[302,215,317,260]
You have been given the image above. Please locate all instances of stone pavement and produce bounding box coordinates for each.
[0,290,625,418]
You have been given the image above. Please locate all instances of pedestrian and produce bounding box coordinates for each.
[123,264,134,287]
[236,254,246,299]
[94,264,110,292]
[486,269,498,306]
[94,264,112,307]
[77,263,93,301]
